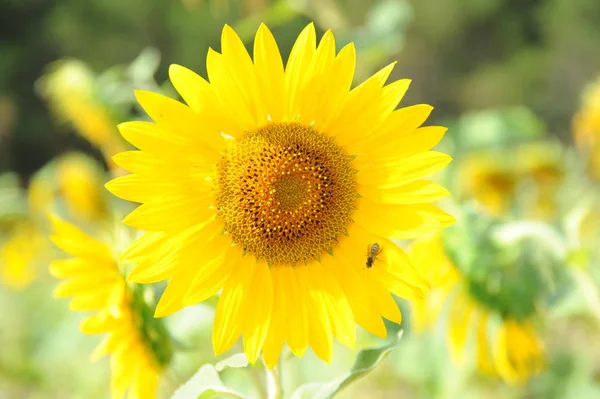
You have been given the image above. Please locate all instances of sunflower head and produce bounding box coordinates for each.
[458,142,565,219]
[573,78,600,180]
[458,151,518,216]
[48,214,171,398]
[37,60,125,168]
[0,221,48,290]
[107,23,453,367]
[411,212,548,383]
[28,153,109,224]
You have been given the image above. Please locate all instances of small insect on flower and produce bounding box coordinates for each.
[365,243,383,269]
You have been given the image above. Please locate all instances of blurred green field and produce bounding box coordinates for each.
[1,0,600,398]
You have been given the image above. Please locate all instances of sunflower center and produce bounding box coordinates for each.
[273,174,309,211]
[215,122,356,266]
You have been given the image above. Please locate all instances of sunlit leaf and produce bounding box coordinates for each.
[215,353,249,372]
[170,364,245,399]
[290,330,404,399]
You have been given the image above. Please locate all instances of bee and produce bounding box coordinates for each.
[365,243,382,269]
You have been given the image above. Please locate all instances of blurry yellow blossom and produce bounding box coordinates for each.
[459,151,517,216]
[28,153,109,224]
[36,60,126,170]
[0,222,49,290]
[458,142,564,219]
[410,234,544,384]
[49,214,171,399]
[573,78,600,180]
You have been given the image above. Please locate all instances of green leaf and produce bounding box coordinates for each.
[290,330,404,399]
[215,353,249,372]
[127,47,161,82]
[454,106,546,150]
[170,364,245,399]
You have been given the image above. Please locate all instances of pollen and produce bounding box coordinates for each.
[215,122,357,266]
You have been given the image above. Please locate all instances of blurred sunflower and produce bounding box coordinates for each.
[106,23,453,367]
[0,221,49,289]
[458,142,563,219]
[573,78,600,180]
[49,214,171,398]
[410,234,544,384]
[28,152,109,224]
[37,60,126,171]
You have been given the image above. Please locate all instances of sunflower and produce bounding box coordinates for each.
[458,142,564,219]
[106,23,453,367]
[410,234,544,384]
[37,60,126,171]
[28,153,109,224]
[573,78,600,180]
[458,151,517,216]
[49,214,171,398]
[0,221,49,289]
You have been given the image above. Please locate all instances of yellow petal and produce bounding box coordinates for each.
[49,258,100,278]
[212,256,255,356]
[169,64,243,139]
[280,267,309,357]
[262,268,287,369]
[53,274,119,298]
[69,287,116,311]
[334,79,410,146]
[304,265,334,362]
[475,311,495,375]
[345,104,433,154]
[493,321,520,384]
[134,90,224,151]
[356,151,452,190]
[322,62,397,140]
[118,121,189,157]
[358,180,450,205]
[448,293,473,363]
[311,262,356,349]
[105,174,186,204]
[355,126,448,168]
[80,311,118,334]
[111,150,214,184]
[221,25,267,126]
[295,30,336,125]
[242,261,274,364]
[284,23,317,120]
[153,232,231,316]
[184,244,241,305]
[122,195,216,233]
[334,234,405,323]
[121,231,168,262]
[206,48,257,131]
[354,198,454,239]
[314,42,356,130]
[254,23,285,122]
[49,214,113,261]
[322,255,387,338]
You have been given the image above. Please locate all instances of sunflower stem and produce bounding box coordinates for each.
[266,364,283,399]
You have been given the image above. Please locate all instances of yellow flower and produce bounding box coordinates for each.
[49,215,170,398]
[458,151,517,216]
[0,222,49,289]
[410,235,544,384]
[106,23,453,367]
[37,60,126,170]
[28,153,109,224]
[458,142,564,219]
[573,78,600,180]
